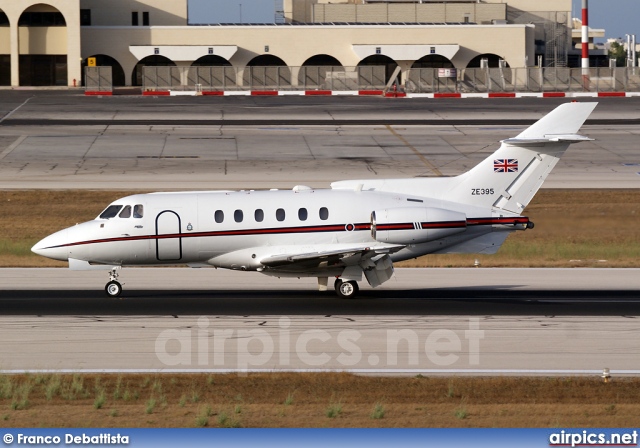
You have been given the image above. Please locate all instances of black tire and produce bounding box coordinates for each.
[336,280,359,299]
[105,280,122,297]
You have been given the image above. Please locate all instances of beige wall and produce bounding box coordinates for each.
[284,0,316,23]
[288,0,571,25]
[19,27,67,54]
[0,28,9,54]
[0,0,81,86]
[312,3,507,23]
[80,0,187,26]
[82,24,532,85]
[487,0,571,14]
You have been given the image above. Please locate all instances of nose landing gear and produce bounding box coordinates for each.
[105,267,123,297]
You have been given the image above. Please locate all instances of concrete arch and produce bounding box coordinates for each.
[132,55,177,87]
[246,54,288,67]
[299,54,345,89]
[19,3,66,25]
[411,55,454,69]
[244,54,291,88]
[0,8,9,86]
[17,3,68,86]
[0,0,81,87]
[357,54,398,84]
[464,53,513,90]
[191,55,232,67]
[82,54,126,87]
[466,53,511,69]
[302,54,343,67]
[191,55,236,88]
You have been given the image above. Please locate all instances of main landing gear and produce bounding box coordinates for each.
[105,267,122,297]
[334,278,359,299]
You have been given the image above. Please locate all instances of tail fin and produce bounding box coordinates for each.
[447,102,597,214]
[330,102,597,213]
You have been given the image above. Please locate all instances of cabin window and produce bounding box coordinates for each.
[99,205,122,219]
[276,208,285,222]
[214,210,224,223]
[234,209,244,223]
[298,208,308,221]
[255,209,264,222]
[133,204,144,218]
[119,205,131,218]
[319,207,329,220]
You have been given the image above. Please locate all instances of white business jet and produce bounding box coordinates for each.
[32,102,596,298]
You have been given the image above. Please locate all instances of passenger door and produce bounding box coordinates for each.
[155,210,182,261]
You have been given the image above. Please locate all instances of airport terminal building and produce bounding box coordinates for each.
[0,0,576,88]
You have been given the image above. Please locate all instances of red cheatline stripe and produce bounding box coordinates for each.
[488,92,516,98]
[376,224,414,231]
[421,221,467,229]
[467,217,529,226]
[598,92,626,97]
[202,91,224,96]
[434,93,461,98]
[44,217,528,250]
[45,223,372,249]
[543,92,566,98]
[85,91,113,96]
[305,90,332,96]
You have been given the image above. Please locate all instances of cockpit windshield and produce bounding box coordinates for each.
[119,205,131,218]
[99,205,123,219]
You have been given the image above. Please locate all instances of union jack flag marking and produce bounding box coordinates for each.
[494,159,518,173]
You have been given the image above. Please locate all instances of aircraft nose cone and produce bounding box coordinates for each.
[31,229,70,261]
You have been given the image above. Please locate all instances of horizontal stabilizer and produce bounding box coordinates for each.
[502,134,594,145]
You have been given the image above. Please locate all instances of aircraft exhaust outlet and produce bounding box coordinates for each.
[371,207,467,245]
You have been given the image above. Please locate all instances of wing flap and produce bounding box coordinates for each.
[259,244,404,267]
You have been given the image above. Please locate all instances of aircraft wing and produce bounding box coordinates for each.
[259,243,404,267]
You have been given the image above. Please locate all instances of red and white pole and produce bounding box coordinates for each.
[581,0,590,89]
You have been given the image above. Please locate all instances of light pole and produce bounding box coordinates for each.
[581,0,590,90]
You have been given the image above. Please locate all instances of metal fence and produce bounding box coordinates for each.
[405,67,640,93]
[139,65,640,93]
[143,66,386,91]
[84,66,112,92]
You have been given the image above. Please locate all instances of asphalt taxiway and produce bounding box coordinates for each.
[1,94,639,189]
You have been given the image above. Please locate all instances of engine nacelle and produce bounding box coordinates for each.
[371,207,467,245]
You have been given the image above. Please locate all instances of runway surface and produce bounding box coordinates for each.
[1,268,639,374]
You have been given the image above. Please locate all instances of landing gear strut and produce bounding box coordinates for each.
[334,278,359,299]
[105,267,122,297]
